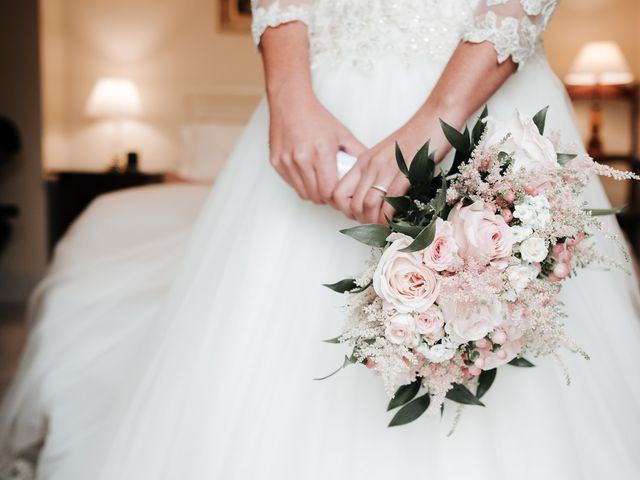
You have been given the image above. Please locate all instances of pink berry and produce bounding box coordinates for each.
[503,192,515,204]
[552,243,566,257]
[366,357,376,369]
[475,338,491,349]
[500,208,513,223]
[553,262,570,279]
[524,185,538,196]
[557,250,573,264]
[496,349,508,360]
[468,365,482,376]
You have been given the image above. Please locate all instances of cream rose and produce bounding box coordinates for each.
[416,306,445,342]
[441,298,504,344]
[520,237,548,263]
[448,201,515,265]
[423,218,462,272]
[384,313,419,347]
[484,110,559,174]
[373,233,440,313]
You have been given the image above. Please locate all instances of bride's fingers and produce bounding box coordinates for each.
[294,151,322,204]
[315,145,339,205]
[281,154,310,201]
[349,163,378,223]
[379,172,410,224]
[339,130,367,158]
[332,164,361,219]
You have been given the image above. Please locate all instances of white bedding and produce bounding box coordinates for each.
[0,183,210,458]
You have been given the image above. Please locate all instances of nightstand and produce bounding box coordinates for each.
[45,170,164,255]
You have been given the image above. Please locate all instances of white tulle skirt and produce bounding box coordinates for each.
[5,55,640,479]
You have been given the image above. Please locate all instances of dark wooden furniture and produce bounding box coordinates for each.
[45,171,163,255]
[567,83,640,255]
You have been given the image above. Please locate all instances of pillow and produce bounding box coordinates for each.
[178,123,246,182]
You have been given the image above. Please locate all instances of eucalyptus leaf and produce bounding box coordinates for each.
[395,142,409,176]
[476,368,497,399]
[323,278,357,293]
[322,336,342,344]
[508,357,535,367]
[383,195,411,213]
[389,221,424,238]
[472,106,489,145]
[557,153,577,165]
[398,220,436,253]
[532,106,549,135]
[408,141,435,187]
[388,393,431,427]
[387,379,421,411]
[340,224,391,247]
[314,354,357,381]
[586,206,625,216]
[445,383,485,406]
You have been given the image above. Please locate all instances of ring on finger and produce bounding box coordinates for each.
[370,184,388,194]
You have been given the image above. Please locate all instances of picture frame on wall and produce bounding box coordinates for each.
[220,0,252,31]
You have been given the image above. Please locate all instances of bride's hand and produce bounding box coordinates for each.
[333,115,450,224]
[268,87,366,205]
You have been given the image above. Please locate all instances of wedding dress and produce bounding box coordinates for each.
[5,1,640,478]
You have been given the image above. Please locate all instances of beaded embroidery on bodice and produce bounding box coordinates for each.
[251,0,559,69]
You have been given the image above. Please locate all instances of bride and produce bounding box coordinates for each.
[4,0,640,478]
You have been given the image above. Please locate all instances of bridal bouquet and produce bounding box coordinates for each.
[321,107,637,427]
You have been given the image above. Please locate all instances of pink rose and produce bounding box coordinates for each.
[416,307,445,342]
[441,298,504,344]
[384,313,420,347]
[448,201,515,265]
[423,218,462,272]
[373,233,440,313]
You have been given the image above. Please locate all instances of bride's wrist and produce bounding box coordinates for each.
[266,79,316,109]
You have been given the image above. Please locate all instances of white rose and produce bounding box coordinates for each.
[441,298,504,344]
[384,313,419,347]
[484,110,559,174]
[520,237,548,263]
[506,264,538,294]
[510,225,533,243]
[417,340,457,363]
[373,233,440,313]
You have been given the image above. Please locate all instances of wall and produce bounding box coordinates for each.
[0,0,46,302]
[42,0,640,174]
[43,0,263,173]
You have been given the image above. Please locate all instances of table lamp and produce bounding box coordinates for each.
[565,41,634,157]
[85,77,143,171]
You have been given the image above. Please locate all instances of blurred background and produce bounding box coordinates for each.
[0,0,639,391]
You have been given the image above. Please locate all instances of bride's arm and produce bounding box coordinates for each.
[334,0,559,224]
[255,5,365,205]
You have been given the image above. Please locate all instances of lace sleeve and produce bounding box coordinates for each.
[462,0,559,68]
[251,0,312,47]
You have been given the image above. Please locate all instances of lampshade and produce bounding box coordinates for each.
[85,77,143,118]
[565,41,634,86]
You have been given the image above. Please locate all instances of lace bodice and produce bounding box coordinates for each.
[251,0,559,69]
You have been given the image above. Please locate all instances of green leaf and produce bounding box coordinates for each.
[445,383,485,406]
[408,141,435,187]
[440,119,470,153]
[395,142,409,177]
[476,368,497,399]
[322,336,342,344]
[586,206,626,216]
[340,224,391,247]
[388,393,431,427]
[389,221,424,238]
[314,354,357,381]
[323,278,357,293]
[532,106,549,135]
[398,220,436,253]
[383,195,411,214]
[387,379,421,411]
[557,153,577,165]
[432,172,448,214]
[472,106,489,145]
[508,357,535,367]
